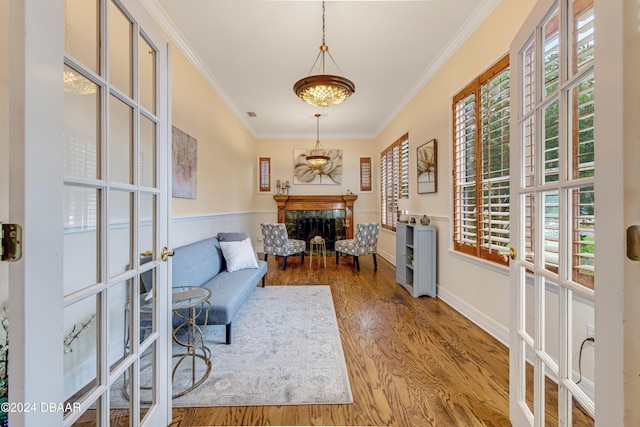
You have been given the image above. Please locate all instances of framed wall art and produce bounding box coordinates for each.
[293,149,343,185]
[172,126,197,199]
[417,139,437,194]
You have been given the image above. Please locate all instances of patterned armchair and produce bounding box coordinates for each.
[260,223,306,270]
[335,223,380,271]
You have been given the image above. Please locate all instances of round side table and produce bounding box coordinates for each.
[171,286,212,398]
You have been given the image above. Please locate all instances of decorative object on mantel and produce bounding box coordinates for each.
[420,214,431,226]
[417,139,437,194]
[409,217,416,224]
[293,1,355,107]
[172,126,197,199]
[306,114,330,169]
[275,179,290,195]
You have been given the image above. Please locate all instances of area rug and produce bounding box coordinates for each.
[118,285,353,407]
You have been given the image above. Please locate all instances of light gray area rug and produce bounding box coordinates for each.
[140,285,352,407]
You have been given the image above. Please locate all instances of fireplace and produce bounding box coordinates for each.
[295,217,336,250]
[273,195,358,243]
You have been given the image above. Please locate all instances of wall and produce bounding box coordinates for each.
[253,137,379,249]
[169,47,260,247]
[373,0,537,340]
[368,0,599,396]
[171,49,257,218]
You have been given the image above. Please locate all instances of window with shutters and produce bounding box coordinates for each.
[258,157,271,192]
[359,157,372,192]
[380,134,409,231]
[453,56,510,264]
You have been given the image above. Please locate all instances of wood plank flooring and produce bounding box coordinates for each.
[77,253,594,426]
[171,255,512,426]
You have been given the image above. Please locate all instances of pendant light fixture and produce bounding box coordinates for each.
[293,1,355,107]
[307,114,330,169]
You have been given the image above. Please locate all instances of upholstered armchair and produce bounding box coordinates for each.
[335,223,380,270]
[260,223,306,270]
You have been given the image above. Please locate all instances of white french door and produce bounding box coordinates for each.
[8,0,171,425]
[62,0,171,425]
[509,0,596,425]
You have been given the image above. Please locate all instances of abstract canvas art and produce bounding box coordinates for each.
[172,126,197,199]
[417,139,437,193]
[293,149,342,185]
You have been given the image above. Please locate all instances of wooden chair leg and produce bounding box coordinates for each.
[336,252,340,264]
[264,253,268,262]
[282,256,287,270]
[354,256,360,271]
[373,253,377,269]
[300,251,305,264]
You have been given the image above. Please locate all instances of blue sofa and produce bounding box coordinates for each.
[171,234,267,344]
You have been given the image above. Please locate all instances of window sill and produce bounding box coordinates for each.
[448,249,509,276]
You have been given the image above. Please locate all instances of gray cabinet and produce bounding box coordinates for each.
[395,223,436,297]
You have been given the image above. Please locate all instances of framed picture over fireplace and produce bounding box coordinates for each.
[293,149,343,185]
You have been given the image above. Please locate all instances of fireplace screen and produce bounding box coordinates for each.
[295,217,337,250]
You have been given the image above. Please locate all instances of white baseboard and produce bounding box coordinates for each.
[437,286,510,347]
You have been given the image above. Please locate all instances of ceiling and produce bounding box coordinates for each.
[140,0,500,139]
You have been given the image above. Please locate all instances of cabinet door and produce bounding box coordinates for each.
[414,227,436,297]
[395,223,407,284]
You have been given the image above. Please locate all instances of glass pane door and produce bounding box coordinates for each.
[510,0,596,425]
[63,0,169,425]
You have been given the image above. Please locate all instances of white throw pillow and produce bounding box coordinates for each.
[219,238,259,272]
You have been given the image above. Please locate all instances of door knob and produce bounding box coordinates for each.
[499,247,516,262]
[161,246,175,261]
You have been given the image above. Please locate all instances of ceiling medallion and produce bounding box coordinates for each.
[293,1,355,107]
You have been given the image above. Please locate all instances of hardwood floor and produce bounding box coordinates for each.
[171,255,512,426]
[77,253,594,426]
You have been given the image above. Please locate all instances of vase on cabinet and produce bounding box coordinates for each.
[420,214,430,226]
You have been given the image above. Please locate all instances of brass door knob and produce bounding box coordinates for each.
[499,247,517,262]
[161,246,175,261]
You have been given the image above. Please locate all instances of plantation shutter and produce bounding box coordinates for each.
[380,134,409,231]
[453,90,478,255]
[259,157,271,192]
[480,66,511,260]
[453,56,510,264]
[359,157,372,192]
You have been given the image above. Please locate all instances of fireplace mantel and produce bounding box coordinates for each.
[273,194,358,239]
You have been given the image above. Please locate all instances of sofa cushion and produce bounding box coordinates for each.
[172,237,223,287]
[184,259,268,325]
[219,238,259,272]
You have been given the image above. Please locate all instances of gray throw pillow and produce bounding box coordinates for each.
[217,232,250,242]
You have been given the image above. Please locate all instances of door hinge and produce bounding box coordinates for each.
[1,223,23,262]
